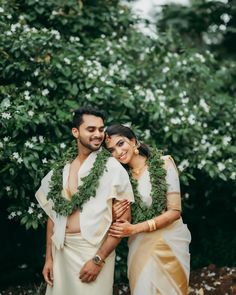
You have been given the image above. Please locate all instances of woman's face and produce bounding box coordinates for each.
[106,135,135,165]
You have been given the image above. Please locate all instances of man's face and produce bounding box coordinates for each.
[72,114,105,151]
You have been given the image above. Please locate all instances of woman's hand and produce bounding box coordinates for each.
[109,219,136,238]
[112,200,130,221]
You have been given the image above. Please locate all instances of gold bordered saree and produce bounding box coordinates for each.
[128,156,191,295]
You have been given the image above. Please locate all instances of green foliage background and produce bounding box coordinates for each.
[0,0,235,285]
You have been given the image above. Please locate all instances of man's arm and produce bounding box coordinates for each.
[79,203,131,283]
[42,218,54,286]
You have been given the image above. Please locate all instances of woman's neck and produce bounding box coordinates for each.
[128,154,147,173]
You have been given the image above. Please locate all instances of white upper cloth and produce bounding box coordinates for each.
[35,149,134,249]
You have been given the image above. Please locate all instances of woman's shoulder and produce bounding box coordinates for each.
[161,155,178,173]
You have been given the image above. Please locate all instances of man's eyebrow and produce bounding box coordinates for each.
[86,125,105,129]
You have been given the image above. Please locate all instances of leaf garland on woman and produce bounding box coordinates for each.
[130,148,167,224]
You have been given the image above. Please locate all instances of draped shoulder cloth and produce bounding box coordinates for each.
[35,150,134,249]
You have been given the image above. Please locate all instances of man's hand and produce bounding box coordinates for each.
[42,258,54,286]
[79,260,102,283]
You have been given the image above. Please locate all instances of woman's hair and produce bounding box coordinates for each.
[105,124,150,157]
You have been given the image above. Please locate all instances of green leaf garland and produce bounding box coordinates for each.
[47,142,110,216]
[130,148,167,224]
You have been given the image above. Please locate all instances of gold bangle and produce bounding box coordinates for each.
[147,219,157,232]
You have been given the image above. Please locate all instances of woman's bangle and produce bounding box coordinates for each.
[147,219,157,232]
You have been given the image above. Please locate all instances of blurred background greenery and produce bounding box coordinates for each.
[0,0,235,288]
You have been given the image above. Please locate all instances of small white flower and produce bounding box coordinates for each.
[222,136,231,145]
[156,89,164,94]
[30,202,35,208]
[11,212,16,217]
[17,157,23,164]
[1,112,12,119]
[13,152,20,159]
[25,141,34,148]
[195,53,206,63]
[0,142,3,148]
[213,129,219,135]
[85,93,91,99]
[28,207,34,214]
[3,136,10,142]
[78,56,84,61]
[217,163,225,171]
[17,211,22,216]
[6,186,11,191]
[42,158,48,164]
[145,89,155,102]
[37,213,43,219]
[34,69,39,76]
[187,114,196,125]
[2,99,11,108]
[28,111,34,117]
[221,13,231,24]
[63,57,71,65]
[60,143,66,149]
[93,87,99,93]
[169,108,174,114]
[184,193,190,199]
[5,31,12,36]
[170,118,181,125]
[178,160,189,171]
[0,7,4,13]
[162,67,170,73]
[31,136,37,142]
[164,126,169,132]
[230,172,236,180]
[198,159,206,169]
[39,136,44,143]
[42,89,49,96]
[200,99,209,113]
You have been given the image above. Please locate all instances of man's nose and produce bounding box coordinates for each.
[94,129,103,137]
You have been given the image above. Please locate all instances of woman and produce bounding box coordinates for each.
[105,124,191,295]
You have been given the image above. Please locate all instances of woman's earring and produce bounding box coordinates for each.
[134,147,139,155]
[133,142,140,155]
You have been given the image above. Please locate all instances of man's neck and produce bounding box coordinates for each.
[76,144,99,164]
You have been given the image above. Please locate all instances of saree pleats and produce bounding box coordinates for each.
[128,219,191,295]
[46,233,115,295]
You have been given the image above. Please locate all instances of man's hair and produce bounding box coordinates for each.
[72,106,105,128]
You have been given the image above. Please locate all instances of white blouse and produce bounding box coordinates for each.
[137,155,182,211]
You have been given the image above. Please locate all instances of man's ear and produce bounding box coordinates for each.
[72,127,79,139]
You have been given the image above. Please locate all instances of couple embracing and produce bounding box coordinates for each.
[36,106,191,295]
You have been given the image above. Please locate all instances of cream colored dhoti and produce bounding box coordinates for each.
[46,233,115,295]
[128,219,191,295]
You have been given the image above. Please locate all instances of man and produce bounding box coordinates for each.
[36,106,134,295]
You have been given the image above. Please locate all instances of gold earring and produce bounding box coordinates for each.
[133,145,139,155]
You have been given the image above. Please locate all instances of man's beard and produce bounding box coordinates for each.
[79,136,103,151]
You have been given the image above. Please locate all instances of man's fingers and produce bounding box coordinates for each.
[50,268,54,281]
[43,271,53,286]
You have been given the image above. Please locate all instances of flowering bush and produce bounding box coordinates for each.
[0,0,235,269]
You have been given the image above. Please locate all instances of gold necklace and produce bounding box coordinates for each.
[131,163,147,175]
